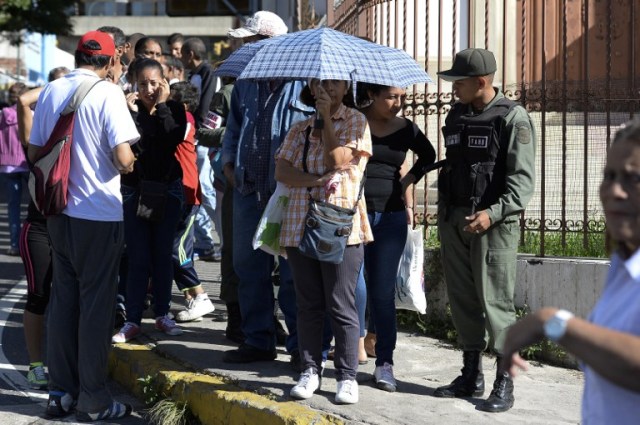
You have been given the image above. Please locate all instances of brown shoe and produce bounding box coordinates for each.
[364,332,376,358]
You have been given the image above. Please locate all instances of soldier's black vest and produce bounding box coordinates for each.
[439,97,517,211]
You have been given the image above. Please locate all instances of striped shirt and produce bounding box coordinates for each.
[276,104,374,248]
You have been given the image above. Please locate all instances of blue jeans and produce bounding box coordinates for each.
[194,145,217,250]
[122,180,183,325]
[364,211,407,366]
[355,263,367,337]
[1,171,28,249]
[232,190,297,352]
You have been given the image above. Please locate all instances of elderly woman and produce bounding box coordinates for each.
[275,79,372,404]
[501,119,640,424]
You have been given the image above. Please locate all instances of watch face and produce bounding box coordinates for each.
[545,318,563,339]
[545,311,573,342]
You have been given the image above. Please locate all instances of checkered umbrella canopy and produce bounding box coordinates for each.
[233,27,431,87]
[214,39,270,78]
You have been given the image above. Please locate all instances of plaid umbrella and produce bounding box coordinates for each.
[214,40,270,78]
[229,27,431,88]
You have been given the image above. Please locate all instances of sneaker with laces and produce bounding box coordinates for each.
[335,379,359,404]
[290,368,321,400]
[112,322,141,343]
[27,362,48,390]
[176,294,215,322]
[155,315,183,336]
[46,391,76,418]
[373,362,397,392]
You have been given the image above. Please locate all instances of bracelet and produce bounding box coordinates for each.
[406,206,414,209]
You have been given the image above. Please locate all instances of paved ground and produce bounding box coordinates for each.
[0,194,584,424]
[143,259,582,425]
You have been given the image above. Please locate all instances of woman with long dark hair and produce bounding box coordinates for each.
[112,59,186,343]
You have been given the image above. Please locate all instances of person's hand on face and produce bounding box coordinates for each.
[313,83,332,121]
[156,78,170,104]
[126,92,139,112]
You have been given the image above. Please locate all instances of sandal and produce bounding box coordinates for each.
[76,401,132,422]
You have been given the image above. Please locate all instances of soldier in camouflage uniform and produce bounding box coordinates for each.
[434,48,536,413]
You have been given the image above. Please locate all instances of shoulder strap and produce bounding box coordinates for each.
[301,126,365,213]
[61,78,103,115]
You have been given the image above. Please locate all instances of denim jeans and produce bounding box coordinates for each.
[232,190,298,352]
[355,263,367,337]
[194,145,217,250]
[364,211,407,366]
[1,171,28,249]
[122,180,183,325]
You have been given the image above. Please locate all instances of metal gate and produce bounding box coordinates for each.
[328,0,640,256]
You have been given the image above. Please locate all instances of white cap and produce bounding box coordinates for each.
[227,11,288,39]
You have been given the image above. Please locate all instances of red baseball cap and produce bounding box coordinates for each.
[76,30,115,57]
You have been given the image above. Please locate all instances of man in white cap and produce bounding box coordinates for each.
[221,11,315,367]
[226,10,289,42]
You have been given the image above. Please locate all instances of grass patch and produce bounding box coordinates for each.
[137,375,200,425]
[519,229,607,258]
[423,221,607,258]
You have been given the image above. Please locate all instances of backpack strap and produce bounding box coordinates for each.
[61,78,103,115]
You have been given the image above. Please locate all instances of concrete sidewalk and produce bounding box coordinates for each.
[109,259,583,425]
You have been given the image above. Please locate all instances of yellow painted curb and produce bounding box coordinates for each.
[109,343,345,425]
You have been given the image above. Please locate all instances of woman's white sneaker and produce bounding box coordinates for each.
[290,368,321,400]
[175,294,215,322]
[335,379,359,404]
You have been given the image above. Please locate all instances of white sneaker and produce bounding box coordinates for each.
[373,362,397,392]
[112,322,141,343]
[176,294,215,322]
[335,379,358,404]
[290,368,321,400]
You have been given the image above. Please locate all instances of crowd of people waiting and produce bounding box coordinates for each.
[1,8,639,424]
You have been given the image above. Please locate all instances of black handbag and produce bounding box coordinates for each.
[298,128,364,264]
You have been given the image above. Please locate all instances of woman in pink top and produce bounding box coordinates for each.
[0,83,29,255]
[275,79,372,404]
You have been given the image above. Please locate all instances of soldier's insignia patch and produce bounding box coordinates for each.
[445,133,460,147]
[468,136,488,148]
[516,122,531,144]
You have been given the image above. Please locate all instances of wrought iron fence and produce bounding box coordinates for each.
[329,0,640,256]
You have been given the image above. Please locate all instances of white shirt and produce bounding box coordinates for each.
[30,68,140,221]
[582,249,640,424]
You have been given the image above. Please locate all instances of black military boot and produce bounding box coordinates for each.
[433,351,485,398]
[477,368,514,413]
[225,303,245,344]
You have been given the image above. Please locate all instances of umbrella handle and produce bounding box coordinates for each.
[313,116,324,129]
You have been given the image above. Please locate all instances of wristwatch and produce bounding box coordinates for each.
[543,309,574,342]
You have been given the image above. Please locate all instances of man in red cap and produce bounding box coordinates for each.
[28,30,140,422]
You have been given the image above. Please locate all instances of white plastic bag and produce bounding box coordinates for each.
[252,182,290,256]
[395,225,427,314]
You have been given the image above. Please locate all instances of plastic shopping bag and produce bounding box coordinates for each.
[252,183,290,256]
[395,225,427,314]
